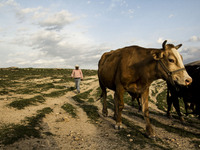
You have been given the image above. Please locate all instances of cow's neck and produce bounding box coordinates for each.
[126,57,162,94]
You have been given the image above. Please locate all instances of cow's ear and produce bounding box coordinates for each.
[175,44,182,50]
[151,50,164,60]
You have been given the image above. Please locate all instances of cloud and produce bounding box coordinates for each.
[157,37,164,44]
[1,0,77,31]
[169,14,174,18]
[157,37,176,44]
[108,0,128,11]
[121,9,134,18]
[189,35,200,42]
[179,47,200,64]
[38,10,77,31]
[0,0,109,69]
[2,0,19,7]
[21,29,108,69]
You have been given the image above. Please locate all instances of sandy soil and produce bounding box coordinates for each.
[0,75,200,150]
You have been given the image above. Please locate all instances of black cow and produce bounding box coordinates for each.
[167,60,200,120]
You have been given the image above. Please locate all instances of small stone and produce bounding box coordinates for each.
[129,139,133,142]
[74,137,79,141]
[64,117,70,122]
[127,134,131,137]
[35,127,40,130]
[56,118,64,122]
[171,139,175,142]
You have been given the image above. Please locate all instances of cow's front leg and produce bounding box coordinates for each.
[114,86,125,129]
[173,97,184,121]
[141,89,155,138]
[167,95,173,118]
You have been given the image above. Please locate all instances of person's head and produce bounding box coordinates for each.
[75,64,79,70]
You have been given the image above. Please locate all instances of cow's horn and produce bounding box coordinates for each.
[162,40,167,50]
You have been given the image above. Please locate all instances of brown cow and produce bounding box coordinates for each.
[98,40,192,138]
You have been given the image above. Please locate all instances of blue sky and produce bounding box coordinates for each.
[0,0,200,69]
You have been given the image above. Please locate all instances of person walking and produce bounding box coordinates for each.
[71,65,83,93]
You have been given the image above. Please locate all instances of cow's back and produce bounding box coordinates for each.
[98,46,151,91]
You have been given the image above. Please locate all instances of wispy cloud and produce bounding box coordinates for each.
[169,14,174,18]
[157,37,176,44]
[38,10,77,31]
[180,47,200,64]
[189,35,200,42]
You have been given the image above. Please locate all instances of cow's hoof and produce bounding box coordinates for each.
[102,110,108,117]
[167,113,172,119]
[146,125,155,138]
[114,124,123,130]
[148,134,156,140]
[102,113,108,117]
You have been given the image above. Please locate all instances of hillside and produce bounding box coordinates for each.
[0,68,200,150]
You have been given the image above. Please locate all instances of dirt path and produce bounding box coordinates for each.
[1,75,200,150]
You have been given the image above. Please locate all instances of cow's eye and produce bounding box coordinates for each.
[168,58,175,63]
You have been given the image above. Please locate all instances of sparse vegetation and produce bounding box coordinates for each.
[8,95,45,110]
[0,107,53,145]
[72,89,100,122]
[43,89,70,97]
[82,104,100,122]
[156,89,168,111]
[62,103,77,118]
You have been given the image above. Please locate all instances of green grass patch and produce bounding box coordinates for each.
[43,88,73,97]
[61,103,77,118]
[77,89,92,99]
[88,98,95,103]
[123,92,132,106]
[8,95,45,110]
[156,89,167,112]
[72,95,85,103]
[15,88,39,95]
[72,89,92,104]
[0,89,9,95]
[94,87,102,99]
[0,107,53,145]
[81,104,100,122]
[35,83,55,91]
[72,89,100,122]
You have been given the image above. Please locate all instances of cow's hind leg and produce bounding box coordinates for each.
[114,86,125,129]
[102,89,108,117]
[141,89,155,138]
[100,82,108,117]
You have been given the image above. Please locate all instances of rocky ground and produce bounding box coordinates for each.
[0,69,200,150]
